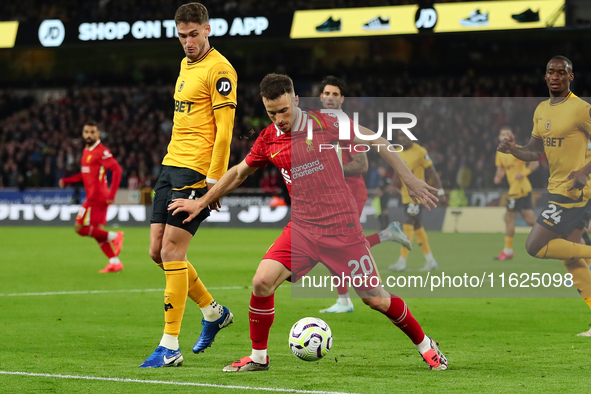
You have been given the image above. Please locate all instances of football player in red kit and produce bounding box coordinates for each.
[60,122,124,273]
[169,74,448,372]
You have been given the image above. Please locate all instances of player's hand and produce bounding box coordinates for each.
[497,134,516,153]
[59,179,65,188]
[515,173,524,180]
[406,177,438,210]
[493,175,502,184]
[206,183,221,212]
[106,199,114,205]
[567,169,588,191]
[168,198,205,224]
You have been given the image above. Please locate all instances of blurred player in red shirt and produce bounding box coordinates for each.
[169,74,448,372]
[318,76,412,314]
[60,122,124,273]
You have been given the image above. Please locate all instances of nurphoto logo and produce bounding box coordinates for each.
[307,109,417,152]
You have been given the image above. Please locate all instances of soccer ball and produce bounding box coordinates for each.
[289,317,333,361]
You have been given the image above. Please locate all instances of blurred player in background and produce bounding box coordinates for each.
[140,2,237,368]
[59,122,123,273]
[170,73,448,372]
[390,130,446,272]
[493,126,538,261]
[317,76,411,314]
[498,56,591,336]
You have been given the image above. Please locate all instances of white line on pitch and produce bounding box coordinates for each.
[0,371,364,394]
[0,286,247,297]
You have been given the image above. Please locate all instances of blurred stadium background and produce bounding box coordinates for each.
[2,0,591,232]
[4,1,591,393]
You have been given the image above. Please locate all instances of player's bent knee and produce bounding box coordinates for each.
[525,240,542,257]
[361,297,386,311]
[159,241,184,262]
[252,274,275,297]
[148,246,161,264]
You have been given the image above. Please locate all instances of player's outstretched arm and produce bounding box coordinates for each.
[343,152,368,176]
[493,166,505,184]
[391,172,402,195]
[59,173,83,188]
[353,127,438,210]
[168,159,258,223]
[426,165,446,205]
[498,135,544,162]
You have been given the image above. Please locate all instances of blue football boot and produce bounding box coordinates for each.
[193,306,234,353]
[139,346,183,368]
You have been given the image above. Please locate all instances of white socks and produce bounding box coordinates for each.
[109,257,120,264]
[424,252,436,263]
[159,333,179,350]
[107,232,117,241]
[378,229,393,243]
[337,293,353,306]
[415,335,431,354]
[250,349,267,364]
[201,300,224,322]
[504,248,513,255]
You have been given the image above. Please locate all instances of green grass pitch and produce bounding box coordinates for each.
[1,226,591,393]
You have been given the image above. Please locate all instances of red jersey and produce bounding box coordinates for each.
[62,140,122,204]
[341,145,368,204]
[246,108,361,236]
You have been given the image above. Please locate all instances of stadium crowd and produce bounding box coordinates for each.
[0,71,565,192]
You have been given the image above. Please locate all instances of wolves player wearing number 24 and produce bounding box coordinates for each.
[498,56,591,337]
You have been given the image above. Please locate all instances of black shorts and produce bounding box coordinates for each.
[536,194,591,237]
[507,193,533,212]
[150,166,210,235]
[404,203,423,221]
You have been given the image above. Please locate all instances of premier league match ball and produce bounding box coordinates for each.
[289,317,333,361]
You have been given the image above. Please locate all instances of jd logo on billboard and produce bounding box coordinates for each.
[415,7,437,31]
[39,19,66,47]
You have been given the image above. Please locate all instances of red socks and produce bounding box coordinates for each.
[99,241,116,259]
[249,293,275,350]
[77,226,114,258]
[77,225,109,242]
[384,294,424,344]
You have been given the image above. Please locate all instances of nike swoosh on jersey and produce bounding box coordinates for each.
[163,354,181,364]
[271,150,282,158]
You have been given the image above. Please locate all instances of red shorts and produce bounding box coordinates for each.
[264,222,381,291]
[75,201,108,227]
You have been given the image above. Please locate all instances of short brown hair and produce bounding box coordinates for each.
[175,3,209,25]
[260,73,294,101]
